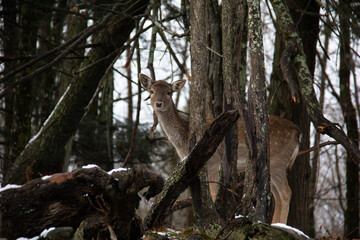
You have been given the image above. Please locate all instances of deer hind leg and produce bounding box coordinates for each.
[271,173,292,224]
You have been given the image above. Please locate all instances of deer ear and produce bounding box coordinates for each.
[172,79,186,92]
[139,73,154,91]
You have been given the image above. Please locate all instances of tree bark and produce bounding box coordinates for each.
[0,167,163,239]
[339,0,359,237]
[243,0,270,223]
[144,110,239,230]
[3,0,150,185]
[189,0,219,228]
[218,0,248,221]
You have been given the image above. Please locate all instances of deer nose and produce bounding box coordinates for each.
[155,102,163,108]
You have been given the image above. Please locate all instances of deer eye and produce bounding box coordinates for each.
[167,91,171,96]
[150,90,154,94]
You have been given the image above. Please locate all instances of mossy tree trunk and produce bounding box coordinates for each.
[242,0,271,223]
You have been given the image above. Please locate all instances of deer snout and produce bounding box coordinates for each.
[155,101,163,109]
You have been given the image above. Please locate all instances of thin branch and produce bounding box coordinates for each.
[297,141,339,156]
[0,10,113,98]
[147,17,191,81]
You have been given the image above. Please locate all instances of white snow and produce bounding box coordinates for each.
[16,237,39,240]
[82,164,100,169]
[235,215,244,219]
[107,167,128,175]
[41,175,51,180]
[0,184,21,193]
[40,227,56,237]
[272,223,309,239]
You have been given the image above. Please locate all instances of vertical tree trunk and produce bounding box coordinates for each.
[8,1,41,165]
[339,0,360,237]
[2,0,18,173]
[218,0,248,220]
[244,0,270,223]
[190,0,219,228]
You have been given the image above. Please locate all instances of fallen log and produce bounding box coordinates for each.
[0,167,164,239]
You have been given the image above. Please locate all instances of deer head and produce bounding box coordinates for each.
[139,73,186,113]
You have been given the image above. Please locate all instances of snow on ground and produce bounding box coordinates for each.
[272,223,309,239]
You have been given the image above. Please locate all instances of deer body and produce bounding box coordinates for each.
[140,73,301,224]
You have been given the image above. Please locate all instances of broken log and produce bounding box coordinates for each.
[0,167,163,239]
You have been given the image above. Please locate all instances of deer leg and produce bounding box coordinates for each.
[270,182,282,223]
[270,172,292,224]
[278,176,292,224]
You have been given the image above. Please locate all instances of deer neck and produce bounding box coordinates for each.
[155,105,189,159]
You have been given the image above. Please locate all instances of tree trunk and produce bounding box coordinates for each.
[243,0,270,223]
[3,0,150,185]
[339,0,360,237]
[189,0,219,228]
[218,0,248,220]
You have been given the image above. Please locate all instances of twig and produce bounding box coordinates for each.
[0,10,115,98]
[147,17,191,81]
[297,140,339,156]
[122,35,143,168]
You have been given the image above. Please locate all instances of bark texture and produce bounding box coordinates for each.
[339,0,359,237]
[189,0,219,228]
[244,0,270,223]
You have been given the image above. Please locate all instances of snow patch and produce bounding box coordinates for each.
[107,167,128,175]
[272,223,309,239]
[0,184,21,193]
[82,164,100,169]
[41,175,51,180]
[235,215,244,219]
[40,227,56,237]
[16,237,39,240]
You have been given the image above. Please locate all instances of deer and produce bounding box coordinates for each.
[139,73,301,224]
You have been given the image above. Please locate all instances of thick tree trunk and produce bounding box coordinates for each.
[3,0,150,185]
[243,0,270,223]
[189,0,219,228]
[217,0,248,220]
[339,0,360,237]
[0,167,163,239]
